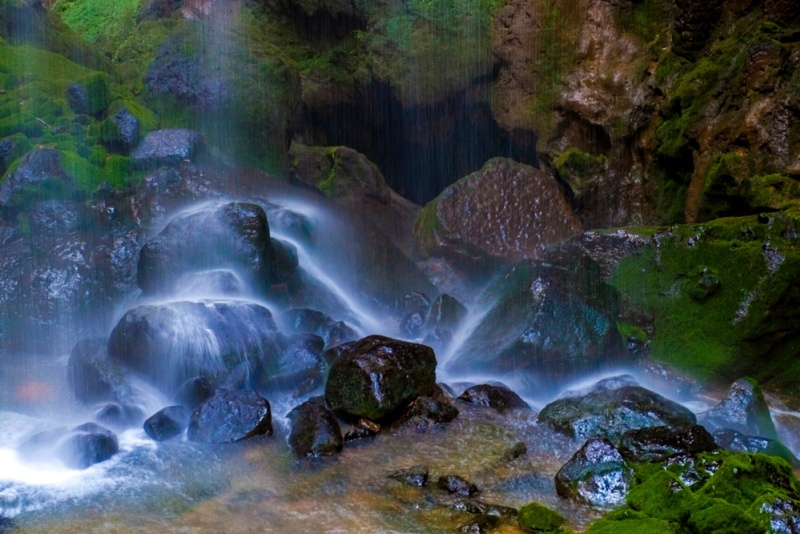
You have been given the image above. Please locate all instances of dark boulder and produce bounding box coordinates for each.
[67,337,114,403]
[270,238,299,285]
[555,438,633,508]
[446,260,627,387]
[457,515,499,534]
[137,202,271,295]
[324,335,437,421]
[287,396,343,458]
[389,465,429,487]
[187,389,273,443]
[131,129,204,169]
[405,396,459,424]
[174,376,215,409]
[108,300,282,393]
[422,327,453,353]
[65,74,110,117]
[426,293,467,331]
[457,384,530,414]
[438,475,478,497]
[538,383,696,442]
[263,334,324,394]
[144,405,191,441]
[56,423,119,469]
[704,377,778,440]
[618,424,718,463]
[278,308,358,350]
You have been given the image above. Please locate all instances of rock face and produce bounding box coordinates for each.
[324,335,437,421]
[414,158,582,267]
[137,202,272,295]
[67,337,115,403]
[187,389,273,443]
[704,377,778,440]
[108,300,282,393]
[278,309,358,351]
[538,380,697,443]
[131,129,204,169]
[555,438,633,508]
[287,396,343,458]
[446,260,627,385]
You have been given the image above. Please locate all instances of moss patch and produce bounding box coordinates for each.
[609,209,800,395]
[518,502,566,532]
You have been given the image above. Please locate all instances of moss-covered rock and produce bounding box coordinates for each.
[607,210,800,399]
[517,502,566,532]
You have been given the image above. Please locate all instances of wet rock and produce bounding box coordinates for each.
[390,291,431,321]
[342,427,377,442]
[555,438,633,508]
[538,383,696,443]
[517,502,565,532]
[143,405,191,441]
[0,148,74,209]
[187,389,273,443]
[174,376,215,409]
[95,402,145,431]
[405,396,459,424]
[175,269,245,296]
[389,465,429,487]
[759,496,800,534]
[263,334,324,394]
[138,0,184,20]
[502,442,528,461]
[137,202,271,295]
[287,396,343,458]
[414,158,582,267]
[457,384,530,414]
[712,429,799,466]
[131,129,204,169]
[705,377,778,440]
[438,475,478,497]
[56,423,119,469]
[67,337,114,403]
[324,335,437,421]
[278,308,358,350]
[108,300,282,393]
[619,424,718,463]
[447,260,627,386]
[425,293,467,331]
[458,515,499,534]
[450,499,517,518]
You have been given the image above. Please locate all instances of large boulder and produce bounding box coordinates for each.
[143,405,191,441]
[187,389,273,443]
[555,438,633,508]
[56,423,119,470]
[108,300,283,393]
[704,377,778,440]
[445,260,627,386]
[538,379,697,443]
[137,202,272,295]
[324,335,437,421]
[457,384,530,414]
[618,425,718,463]
[67,337,115,403]
[287,396,343,458]
[414,158,582,267]
[278,309,358,350]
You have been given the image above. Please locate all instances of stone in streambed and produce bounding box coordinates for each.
[712,428,799,466]
[457,384,530,414]
[56,423,119,470]
[278,308,358,350]
[618,424,718,463]
[704,377,778,440]
[555,438,633,508]
[287,396,342,458]
[389,465,429,487]
[144,405,191,441]
[187,389,273,443]
[438,475,479,497]
[324,335,437,421]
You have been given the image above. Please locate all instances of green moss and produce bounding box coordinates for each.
[617,0,674,46]
[609,211,800,388]
[745,174,800,210]
[590,451,800,533]
[517,502,565,532]
[52,0,141,47]
[554,148,606,195]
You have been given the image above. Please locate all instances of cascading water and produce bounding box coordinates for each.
[3,0,800,532]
